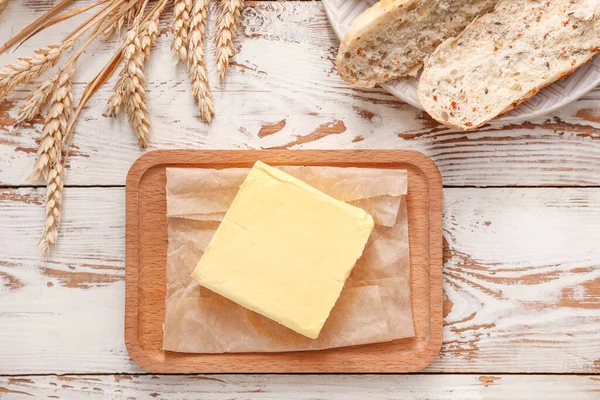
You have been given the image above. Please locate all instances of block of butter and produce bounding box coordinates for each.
[190,161,375,339]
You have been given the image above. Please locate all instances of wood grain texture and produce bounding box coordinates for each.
[1,186,599,374]
[437,188,600,372]
[0,188,133,374]
[1,1,600,396]
[0,374,599,399]
[125,150,443,373]
[0,2,600,187]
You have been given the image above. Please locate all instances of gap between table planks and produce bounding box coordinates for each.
[0,1,600,187]
[0,374,599,399]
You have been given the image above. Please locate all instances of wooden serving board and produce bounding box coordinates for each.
[125,150,443,373]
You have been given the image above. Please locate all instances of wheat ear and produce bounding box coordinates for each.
[107,2,163,115]
[16,77,56,125]
[39,162,64,257]
[215,0,243,82]
[106,76,125,116]
[140,4,163,59]
[107,1,165,148]
[0,42,70,100]
[107,25,151,147]
[105,22,140,117]
[31,65,74,181]
[125,2,170,146]
[0,0,9,15]
[35,65,74,256]
[187,0,214,123]
[125,27,151,148]
[172,0,192,63]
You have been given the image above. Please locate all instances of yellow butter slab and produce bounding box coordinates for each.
[191,161,374,339]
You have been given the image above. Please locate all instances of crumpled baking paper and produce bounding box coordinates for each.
[162,166,414,353]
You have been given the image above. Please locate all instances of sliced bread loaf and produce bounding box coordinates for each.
[418,0,600,130]
[336,0,499,88]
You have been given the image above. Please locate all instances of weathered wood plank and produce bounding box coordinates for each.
[1,187,599,374]
[0,374,599,399]
[0,188,133,374]
[1,2,600,187]
[437,188,600,372]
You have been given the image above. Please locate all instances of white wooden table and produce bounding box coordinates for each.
[1,1,599,399]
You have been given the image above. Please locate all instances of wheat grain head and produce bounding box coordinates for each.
[30,65,74,181]
[39,162,64,257]
[123,25,150,147]
[215,0,244,82]
[16,77,56,125]
[35,64,74,257]
[107,10,164,148]
[0,42,70,100]
[188,0,214,122]
[172,0,192,63]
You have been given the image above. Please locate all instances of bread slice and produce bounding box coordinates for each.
[418,0,600,130]
[336,0,499,88]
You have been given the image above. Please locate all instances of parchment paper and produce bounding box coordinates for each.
[163,166,414,353]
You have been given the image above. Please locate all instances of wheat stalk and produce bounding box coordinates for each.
[187,0,214,122]
[30,65,74,181]
[172,0,192,63]
[0,0,9,15]
[0,42,71,100]
[39,161,64,257]
[215,0,243,82]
